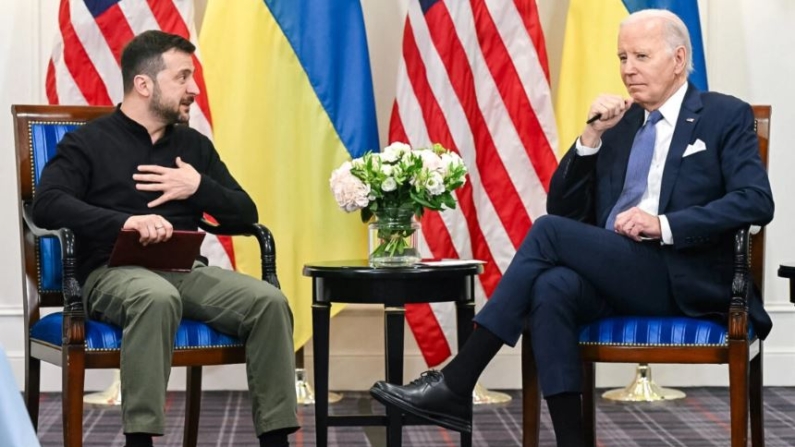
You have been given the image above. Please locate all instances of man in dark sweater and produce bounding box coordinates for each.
[32,31,298,447]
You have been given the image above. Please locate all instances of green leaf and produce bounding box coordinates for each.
[413,195,435,209]
[442,194,456,208]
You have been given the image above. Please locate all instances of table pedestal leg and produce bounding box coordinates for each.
[456,297,475,447]
[384,306,405,447]
[312,302,331,447]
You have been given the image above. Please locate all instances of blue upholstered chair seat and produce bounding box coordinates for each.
[30,313,242,351]
[578,316,756,347]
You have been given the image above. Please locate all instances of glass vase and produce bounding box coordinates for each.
[368,208,421,268]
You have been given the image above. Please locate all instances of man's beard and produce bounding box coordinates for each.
[150,83,192,125]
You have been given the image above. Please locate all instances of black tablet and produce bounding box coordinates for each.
[107,229,205,272]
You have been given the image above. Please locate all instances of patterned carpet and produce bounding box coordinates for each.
[35,388,795,446]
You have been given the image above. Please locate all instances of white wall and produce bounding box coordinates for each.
[1,0,794,393]
[0,0,46,389]
[701,0,795,385]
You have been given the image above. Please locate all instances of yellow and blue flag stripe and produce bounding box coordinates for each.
[200,0,379,348]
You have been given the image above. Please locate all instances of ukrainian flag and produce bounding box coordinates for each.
[200,0,379,349]
[555,0,708,154]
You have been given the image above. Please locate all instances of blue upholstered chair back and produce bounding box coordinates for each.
[15,106,114,308]
[29,121,80,293]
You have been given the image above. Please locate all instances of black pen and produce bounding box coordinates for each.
[586,113,602,124]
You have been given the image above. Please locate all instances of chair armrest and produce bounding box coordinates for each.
[777,264,795,305]
[22,202,86,347]
[22,203,83,312]
[199,219,280,289]
[728,227,752,340]
[23,202,74,240]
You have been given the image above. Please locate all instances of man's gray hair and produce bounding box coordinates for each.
[621,9,694,74]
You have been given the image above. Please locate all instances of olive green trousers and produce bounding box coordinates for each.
[83,263,298,436]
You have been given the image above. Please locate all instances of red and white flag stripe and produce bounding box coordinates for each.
[47,0,235,270]
[391,0,558,366]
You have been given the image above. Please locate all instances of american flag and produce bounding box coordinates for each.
[46,0,235,270]
[390,0,559,366]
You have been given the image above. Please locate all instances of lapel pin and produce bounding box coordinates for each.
[686,118,695,122]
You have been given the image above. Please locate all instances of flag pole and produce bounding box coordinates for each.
[472,381,512,405]
[295,347,343,405]
[602,363,685,401]
[83,369,122,407]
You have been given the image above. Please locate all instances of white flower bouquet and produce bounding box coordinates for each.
[330,142,468,265]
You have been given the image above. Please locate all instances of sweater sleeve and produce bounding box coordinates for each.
[186,137,259,225]
[31,132,131,246]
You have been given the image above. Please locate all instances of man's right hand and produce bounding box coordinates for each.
[123,215,173,245]
[580,95,634,147]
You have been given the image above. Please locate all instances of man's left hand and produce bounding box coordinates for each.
[613,207,662,241]
[133,157,200,207]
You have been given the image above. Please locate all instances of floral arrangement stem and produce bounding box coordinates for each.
[369,208,420,267]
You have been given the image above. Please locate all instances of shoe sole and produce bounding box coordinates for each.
[370,387,472,433]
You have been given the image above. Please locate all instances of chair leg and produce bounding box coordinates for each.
[521,329,540,447]
[25,354,41,431]
[183,366,203,447]
[728,340,750,447]
[750,344,765,447]
[582,362,596,447]
[62,348,85,447]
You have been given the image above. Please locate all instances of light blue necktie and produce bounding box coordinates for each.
[605,110,663,230]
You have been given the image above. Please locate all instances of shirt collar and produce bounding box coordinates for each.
[112,104,176,144]
[645,81,689,126]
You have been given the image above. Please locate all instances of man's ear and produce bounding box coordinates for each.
[673,46,687,75]
[133,74,153,97]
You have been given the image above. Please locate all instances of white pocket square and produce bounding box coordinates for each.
[683,139,707,157]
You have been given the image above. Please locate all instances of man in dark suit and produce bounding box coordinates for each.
[370,9,773,447]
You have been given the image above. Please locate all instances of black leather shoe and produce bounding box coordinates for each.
[370,370,472,433]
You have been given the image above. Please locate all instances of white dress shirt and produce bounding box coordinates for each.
[575,82,689,244]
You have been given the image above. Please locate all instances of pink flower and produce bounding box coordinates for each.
[417,149,443,173]
[329,162,371,212]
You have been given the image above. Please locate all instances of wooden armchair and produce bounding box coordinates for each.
[13,104,281,447]
[521,105,772,447]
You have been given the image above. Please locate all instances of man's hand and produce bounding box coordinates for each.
[613,207,661,241]
[581,95,634,147]
[133,157,200,208]
[123,215,174,245]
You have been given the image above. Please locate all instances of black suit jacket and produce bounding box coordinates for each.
[547,84,774,338]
